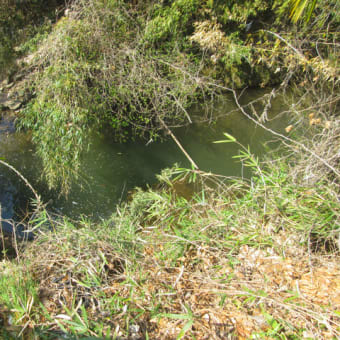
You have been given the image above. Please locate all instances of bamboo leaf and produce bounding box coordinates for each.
[214,132,236,143]
[156,313,191,320]
[177,320,193,339]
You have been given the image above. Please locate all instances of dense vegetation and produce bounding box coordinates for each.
[0,0,339,339]
[1,117,339,338]
[4,0,335,192]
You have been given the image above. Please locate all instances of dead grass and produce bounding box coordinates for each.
[10,209,339,339]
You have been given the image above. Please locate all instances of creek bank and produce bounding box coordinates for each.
[2,142,338,339]
[0,86,292,248]
[0,74,31,112]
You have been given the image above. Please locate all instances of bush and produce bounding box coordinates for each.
[18,0,339,193]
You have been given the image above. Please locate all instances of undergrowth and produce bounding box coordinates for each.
[0,0,63,76]
[1,107,339,338]
[19,0,214,193]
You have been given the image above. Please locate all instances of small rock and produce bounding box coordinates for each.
[8,89,17,98]
[0,78,9,86]
[13,73,24,82]
[17,89,25,98]
[129,324,140,333]
[129,324,140,339]
[11,102,22,110]
[10,89,32,104]
[4,100,22,110]
[4,82,14,90]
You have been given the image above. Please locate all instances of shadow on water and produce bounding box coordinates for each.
[0,89,291,222]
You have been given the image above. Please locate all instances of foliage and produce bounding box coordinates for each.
[0,261,40,337]
[190,19,252,86]
[0,1,339,338]
[0,1,20,73]
[287,0,318,23]
[144,0,200,46]
[207,0,272,24]
[6,0,340,192]
[20,0,210,193]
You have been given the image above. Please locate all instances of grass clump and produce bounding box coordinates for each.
[0,212,140,338]
[0,261,39,337]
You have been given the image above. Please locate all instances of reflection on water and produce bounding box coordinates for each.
[0,90,290,220]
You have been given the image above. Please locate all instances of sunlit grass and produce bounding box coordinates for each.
[1,115,339,338]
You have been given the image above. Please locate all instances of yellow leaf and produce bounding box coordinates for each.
[285,125,293,133]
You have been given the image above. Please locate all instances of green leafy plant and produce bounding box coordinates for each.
[20,0,210,193]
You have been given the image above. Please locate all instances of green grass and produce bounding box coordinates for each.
[1,0,339,337]
[2,118,339,338]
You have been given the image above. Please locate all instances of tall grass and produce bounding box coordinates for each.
[0,0,339,337]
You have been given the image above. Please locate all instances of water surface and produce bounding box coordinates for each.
[0,90,290,220]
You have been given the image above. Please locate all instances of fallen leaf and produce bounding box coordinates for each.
[324,121,331,129]
[285,125,293,133]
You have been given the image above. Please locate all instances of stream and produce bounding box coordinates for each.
[0,89,290,223]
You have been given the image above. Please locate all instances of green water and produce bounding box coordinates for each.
[0,89,290,220]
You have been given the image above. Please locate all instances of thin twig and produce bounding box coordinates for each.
[0,160,42,207]
[263,30,306,61]
[203,82,340,178]
[158,118,199,170]
[231,89,340,178]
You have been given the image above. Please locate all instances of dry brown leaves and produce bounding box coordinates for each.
[21,227,340,339]
[131,242,340,339]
